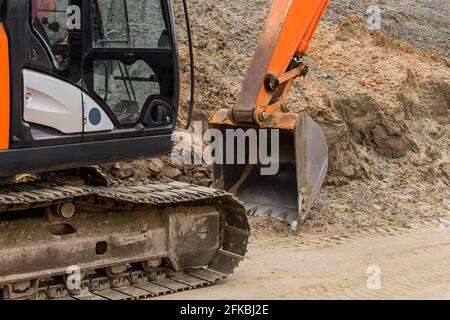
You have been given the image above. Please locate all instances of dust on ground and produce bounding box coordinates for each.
[101,0,450,237]
[157,224,450,300]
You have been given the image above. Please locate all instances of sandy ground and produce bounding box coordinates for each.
[158,220,450,300]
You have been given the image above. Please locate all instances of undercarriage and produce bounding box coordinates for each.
[0,179,249,300]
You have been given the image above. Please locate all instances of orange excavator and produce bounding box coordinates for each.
[0,0,329,300]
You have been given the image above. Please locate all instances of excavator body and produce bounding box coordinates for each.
[209,0,329,230]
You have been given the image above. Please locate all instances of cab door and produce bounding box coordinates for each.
[81,0,179,142]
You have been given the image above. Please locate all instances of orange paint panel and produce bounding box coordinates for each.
[296,0,329,53]
[0,24,9,150]
[267,0,330,73]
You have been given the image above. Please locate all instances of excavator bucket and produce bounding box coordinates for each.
[209,0,330,230]
[209,111,328,231]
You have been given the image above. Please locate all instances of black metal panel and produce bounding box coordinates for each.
[0,133,173,177]
[6,0,56,149]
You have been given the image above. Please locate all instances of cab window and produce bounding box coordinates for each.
[92,0,169,49]
[31,0,74,71]
[87,0,172,126]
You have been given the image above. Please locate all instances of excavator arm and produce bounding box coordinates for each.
[209,0,330,230]
[211,0,329,125]
[231,0,329,124]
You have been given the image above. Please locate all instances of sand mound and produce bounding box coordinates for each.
[102,4,449,234]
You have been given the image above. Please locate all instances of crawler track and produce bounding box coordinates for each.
[0,180,250,300]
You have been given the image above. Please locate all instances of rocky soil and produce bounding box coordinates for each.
[102,0,449,235]
[324,0,449,57]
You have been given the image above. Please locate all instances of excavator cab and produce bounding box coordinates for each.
[209,0,330,230]
[0,0,187,177]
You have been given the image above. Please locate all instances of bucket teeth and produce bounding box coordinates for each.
[244,203,298,225]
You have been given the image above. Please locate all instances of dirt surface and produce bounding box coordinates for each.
[158,222,450,300]
[324,0,449,58]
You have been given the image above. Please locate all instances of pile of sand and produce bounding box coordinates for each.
[102,2,449,234]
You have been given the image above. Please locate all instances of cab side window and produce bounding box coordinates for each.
[31,0,73,71]
[87,0,171,126]
[92,0,169,49]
